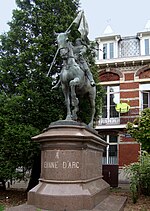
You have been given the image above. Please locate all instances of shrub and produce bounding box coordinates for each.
[0,205,5,211]
[124,151,150,203]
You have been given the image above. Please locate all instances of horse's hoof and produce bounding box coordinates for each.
[72,114,77,121]
[66,115,72,121]
[72,98,79,106]
[90,81,96,87]
[88,122,93,128]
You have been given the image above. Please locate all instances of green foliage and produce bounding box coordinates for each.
[124,151,150,203]
[0,0,79,182]
[36,209,41,211]
[0,0,103,183]
[0,205,5,211]
[127,108,150,152]
[0,92,40,181]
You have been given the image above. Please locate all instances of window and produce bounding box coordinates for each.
[101,86,120,124]
[103,43,114,59]
[145,39,149,55]
[142,91,150,109]
[109,43,114,59]
[95,42,99,60]
[140,84,150,110]
[103,44,107,59]
[102,135,118,164]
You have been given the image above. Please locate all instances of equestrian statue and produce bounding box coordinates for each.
[48,11,96,128]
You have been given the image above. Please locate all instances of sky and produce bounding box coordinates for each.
[1,0,150,40]
[0,0,16,34]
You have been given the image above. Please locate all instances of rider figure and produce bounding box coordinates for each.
[52,37,95,89]
[73,38,95,87]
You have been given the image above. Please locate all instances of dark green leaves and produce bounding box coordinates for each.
[0,0,79,181]
[127,108,150,152]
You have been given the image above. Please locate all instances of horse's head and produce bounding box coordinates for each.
[55,31,71,59]
[56,32,69,48]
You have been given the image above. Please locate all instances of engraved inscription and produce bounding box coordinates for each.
[44,161,58,168]
[44,161,79,169]
[63,161,79,168]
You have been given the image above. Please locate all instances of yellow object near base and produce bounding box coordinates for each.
[115,103,130,113]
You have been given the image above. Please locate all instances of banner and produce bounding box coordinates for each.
[73,10,89,40]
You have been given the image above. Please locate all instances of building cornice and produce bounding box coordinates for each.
[96,55,150,68]
[95,124,126,130]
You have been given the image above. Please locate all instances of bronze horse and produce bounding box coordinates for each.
[56,32,96,127]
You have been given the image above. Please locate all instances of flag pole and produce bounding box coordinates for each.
[47,10,83,77]
[46,47,60,77]
[66,10,83,32]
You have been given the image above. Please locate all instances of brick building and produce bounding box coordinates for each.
[95,22,150,182]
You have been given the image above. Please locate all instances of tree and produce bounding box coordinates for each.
[127,108,150,152]
[0,0,103,188]
[0,0,80,186]
[0,92,40,184]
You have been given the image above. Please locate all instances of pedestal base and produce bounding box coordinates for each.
[28,120,109,211]
[28,179,109,210]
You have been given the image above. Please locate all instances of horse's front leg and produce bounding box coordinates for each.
[69,77,80,120]
[88,88,96,128]
[62,84,72,120]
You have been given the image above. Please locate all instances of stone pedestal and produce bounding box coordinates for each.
[28,120,109,211]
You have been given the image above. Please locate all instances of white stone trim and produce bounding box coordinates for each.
[135,78,150,82]
[120,97,139,100]
[119,142,139,144]
[95,124,126,130]
[120,89,139,92]
[120,80,135,83]
[98,81,120,85]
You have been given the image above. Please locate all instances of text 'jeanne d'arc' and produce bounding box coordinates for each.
[44,161,80,169]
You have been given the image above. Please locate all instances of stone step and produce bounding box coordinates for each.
[93,195,127,211]
[5,195,127,211]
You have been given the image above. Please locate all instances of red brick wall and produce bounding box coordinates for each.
[120,81,139,109]
[120,82,139,89]
[139,70,150,79]
[120,136,135,143]
[127,100,139,107]
[124,73,134,81]
[119,99,139,107]
[119,144,140,166]
[99,72,119,82]
[120,91,139,98]
[120,107,139,124]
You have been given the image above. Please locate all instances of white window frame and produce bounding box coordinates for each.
[103,42,114,59]
[139,83,150,110]
[144,39,150,55]
[102,135,118,165]
[101,85,120,125]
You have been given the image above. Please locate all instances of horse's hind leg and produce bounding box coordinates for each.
[88,89,96,128]
[70,78,79,120]
[70,85,79,120]
[62,84,72,120]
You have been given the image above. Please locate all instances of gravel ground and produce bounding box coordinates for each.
[0,186,150,211]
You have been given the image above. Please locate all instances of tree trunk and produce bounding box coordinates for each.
[26,153,41,192]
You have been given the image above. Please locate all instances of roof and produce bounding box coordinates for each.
[103,25,114,35]
[144,20,150,31]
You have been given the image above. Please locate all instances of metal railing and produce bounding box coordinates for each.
[96,108,143,126]
[102,156,118,165]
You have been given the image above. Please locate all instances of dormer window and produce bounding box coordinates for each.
[110,43,114,59]
[103,44,107,59]
[144,39,149,55]
[103,43,114,59]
